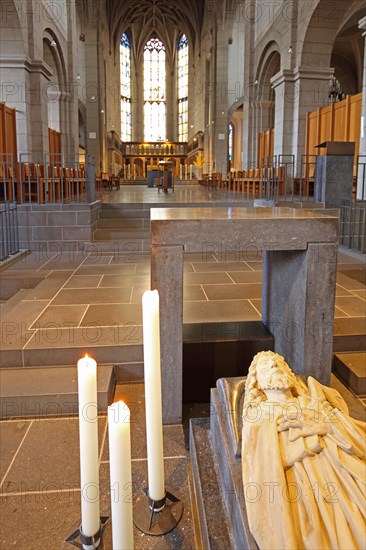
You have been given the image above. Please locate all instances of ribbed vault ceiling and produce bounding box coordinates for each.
[106,0,206,60]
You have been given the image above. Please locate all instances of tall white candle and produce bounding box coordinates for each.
[77,354,100,545]
[190,165,192,180]
[142,290,165,503]
[127,164,131,179]
[185,164,187,180]
[108,401,134,550]
[179,164,182,180]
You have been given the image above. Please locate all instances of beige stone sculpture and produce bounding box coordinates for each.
[241,351,366,550]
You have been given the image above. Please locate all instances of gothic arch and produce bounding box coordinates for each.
[299,0,366,68]
[0,0,26,56]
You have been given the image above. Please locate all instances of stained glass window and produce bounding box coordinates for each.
[120,33,131,141]
[229,123,234,162]
[178,34,188,142]
[144,38,166,141]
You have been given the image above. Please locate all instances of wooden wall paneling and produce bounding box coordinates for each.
[333,101,346,141]
[5,106,17,161]
[0,103,5,155]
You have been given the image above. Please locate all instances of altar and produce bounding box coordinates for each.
[150,207,339,424]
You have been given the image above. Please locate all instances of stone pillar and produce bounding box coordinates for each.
[271,67,333,174]
[211,20,229,174]
[84,21,102,170]
[262,243,338,386]
[357,16,366,200]
[0,58,51,156]
[151,245,184,425]
[241,2,256,168]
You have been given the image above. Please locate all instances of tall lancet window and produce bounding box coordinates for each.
[144,37,166,141]
[229,123,234,162]
[177,34,188,141]
[120,33,131,141]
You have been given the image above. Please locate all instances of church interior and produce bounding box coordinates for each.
[0,1,365,548]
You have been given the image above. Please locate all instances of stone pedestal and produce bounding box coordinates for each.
[151,207,338,424]
[315,155,354,207]
[314,142,355,208]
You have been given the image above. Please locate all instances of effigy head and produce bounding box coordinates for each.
[243,351,301,407]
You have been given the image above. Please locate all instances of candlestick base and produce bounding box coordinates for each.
[65,516,109,549]
[133,486,183,536]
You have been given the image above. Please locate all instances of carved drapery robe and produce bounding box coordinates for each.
[242,378,366,550]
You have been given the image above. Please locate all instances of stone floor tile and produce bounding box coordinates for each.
[184,271,232,285]
[191,261,252,272]
[0,491,81,550]
[75,263,136,275]
[99,274,150,287]
[0,421,30,480]
[203,283,262,300]
[0,417,107,493]
[183,299,260,323]
[80,303,143,326]
[336,272,365,291]
[227,271,262,283]
[335,296,366,317]
[183,286,207,301]
[63,275,103,288]
[29,305,89,330]
[51,287,131,305]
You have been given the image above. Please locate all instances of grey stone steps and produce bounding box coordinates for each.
[0,272,44,300]
[93,228,151,240]
[0,339,144,369]
[0,288,36,318]
[0,365,115,419]
[333,352,366,395]
[189,418,234,550]
[91,238,150,251]
[97,218,150,229]
[99,208,150,219]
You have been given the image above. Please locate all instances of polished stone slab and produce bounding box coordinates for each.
[151,207,339,423]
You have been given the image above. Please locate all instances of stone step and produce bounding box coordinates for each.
[91,238,151,251]
[93,228,151,240]
[189,418,234,550]
[99,208,150,219]
[333,352,366,395]
[0,272,44,300]
[0,365,115,419]
[0,288,35,318]
[97,218,150,229]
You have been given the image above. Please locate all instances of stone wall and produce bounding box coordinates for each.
[17,201,101,253]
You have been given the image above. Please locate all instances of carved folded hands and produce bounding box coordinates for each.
[277,408,331,441]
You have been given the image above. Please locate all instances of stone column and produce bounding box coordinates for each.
[151,245,184,425]
[211,20,229,174]
[84,20,102,170]
[262,243,338,386]
[0,58,51,157]
[357,16,366,200]
[271,67,332,174]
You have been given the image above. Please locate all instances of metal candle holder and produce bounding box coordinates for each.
[65,516,109,549]
[133,486,183,536]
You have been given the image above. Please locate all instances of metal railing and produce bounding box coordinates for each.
[260,156,278,202]
[339,199,366,254]
[0,201,19,261]
[299,155,317,201]
[260,155,296,202]
[356,155,366,200]
[278,154,296,201]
